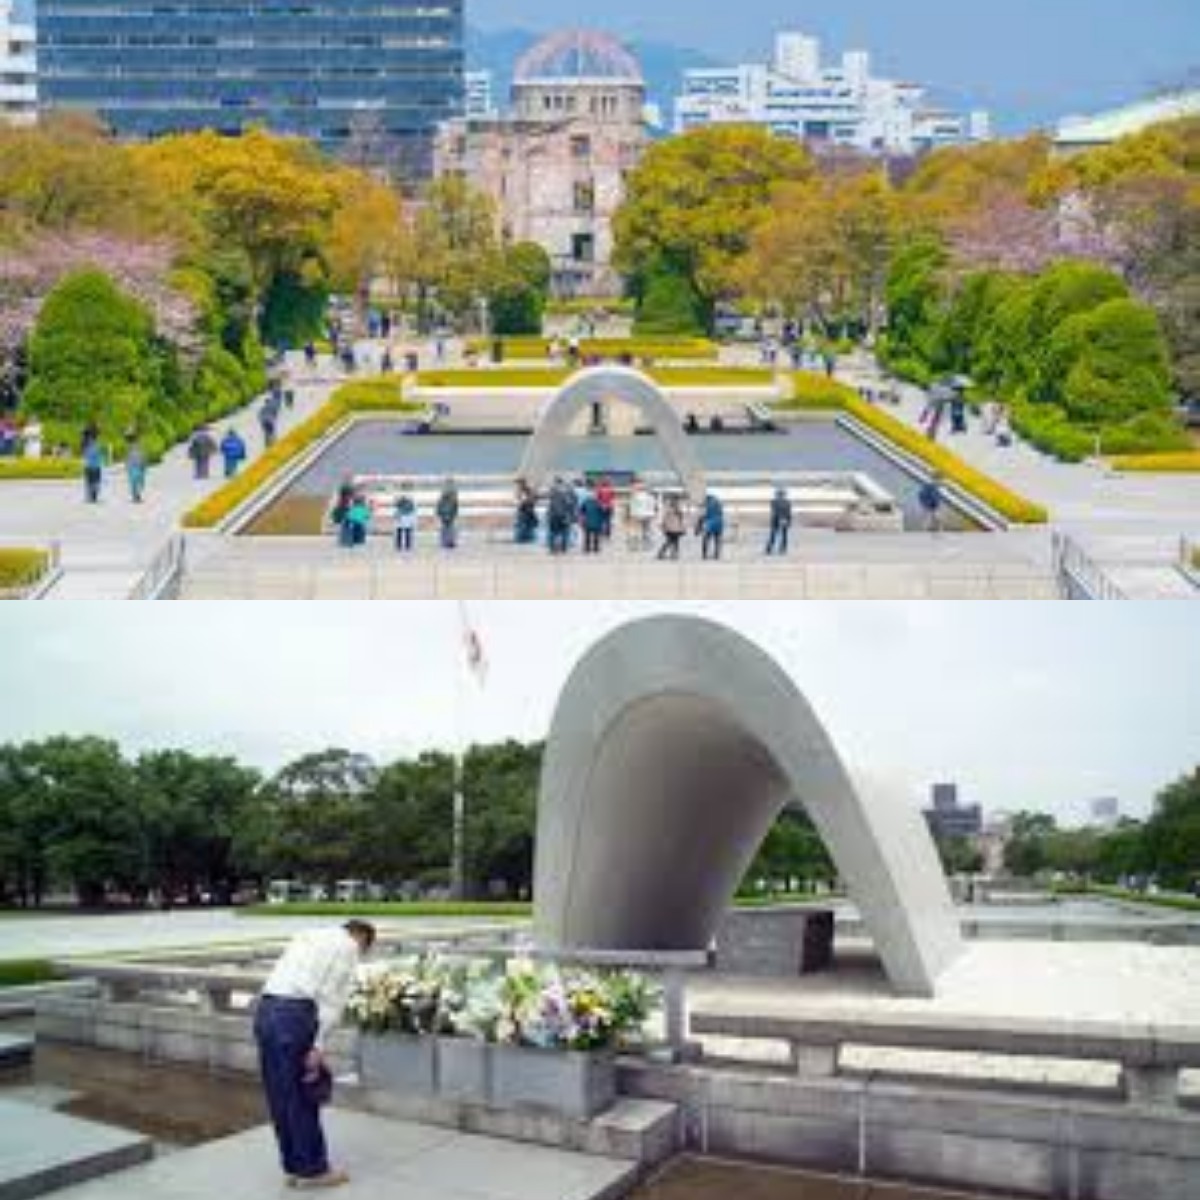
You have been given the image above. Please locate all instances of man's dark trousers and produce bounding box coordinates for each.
[254,995,328,1179]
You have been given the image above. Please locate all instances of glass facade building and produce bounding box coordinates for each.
[37,0,464,176]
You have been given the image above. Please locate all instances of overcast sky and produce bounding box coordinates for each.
[0,603,1196,825]
[473,0,1199,129]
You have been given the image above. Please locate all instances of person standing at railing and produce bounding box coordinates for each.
[255,920,376,1191]
[696,493,726,561]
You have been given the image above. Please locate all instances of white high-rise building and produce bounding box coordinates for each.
[0,0,36,126]
[675,31,989,157]
[464,70,496,120]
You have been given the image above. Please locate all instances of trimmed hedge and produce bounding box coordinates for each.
[463,336,718,362]
[0,958,57,988]
[1109,452,1200,474]
[0,548,51,592]
[417,366,773,390]
[777,374,1050,526]
[0,458,82,480]
[181,378,420,530]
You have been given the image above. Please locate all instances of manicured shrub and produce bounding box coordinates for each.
[1109,452,1200,474]
[777,374,1049,525]
[0,459,82,480]
[0,549,51,591]
[1049,299,1174,426]
[22,270,165,445]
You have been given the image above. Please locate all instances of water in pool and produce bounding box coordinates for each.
[257,422,976,534]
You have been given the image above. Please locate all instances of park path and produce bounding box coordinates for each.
[0,358,339,600]
[836,354,1200,599]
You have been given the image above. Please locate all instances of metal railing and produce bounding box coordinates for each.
[1052,532,1127,600]
[128,534,187,600]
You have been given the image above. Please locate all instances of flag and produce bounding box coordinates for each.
[460,603,488,689]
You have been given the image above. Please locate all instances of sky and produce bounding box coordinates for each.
[0,603,1197,825]
[472,0,1200,130]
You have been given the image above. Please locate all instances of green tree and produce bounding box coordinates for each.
[1003,811,1058,878]
[461,741,543,899]
[1141,768,1200,890]
[489,243,552,337]
[614,125,812,331]
[19,738,143,906]
[133,751,261,903]
[746,809,835,893]
[360,752,455,889]
[255,750,378,891]
[936,836,985,877]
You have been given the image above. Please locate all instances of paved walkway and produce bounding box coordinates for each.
[45,1110,638,1200]
[838,355,1200,598]
[0,358,338,600]
[0,909,514,961]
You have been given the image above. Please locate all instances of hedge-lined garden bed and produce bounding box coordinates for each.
[182,378,420,530]
[416,366,774,389]
[0,458,82,481]
[0,548,52,594]
[778,374,1049,526]
[462,336,718,362]
[1109,452,1200,474]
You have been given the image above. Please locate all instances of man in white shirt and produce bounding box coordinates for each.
[255,921,376,1190]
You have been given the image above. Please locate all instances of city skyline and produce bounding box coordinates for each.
[468,0,1197,132]
[0,603,1196,824]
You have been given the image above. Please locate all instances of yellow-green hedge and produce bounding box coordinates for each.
[1109,452,1200,474]
[0,548,51,591]
[464,336,718,362]
[0,458,82,480]
[181,378,419,530]
[417,366,773,390]
[778,374,1049,526]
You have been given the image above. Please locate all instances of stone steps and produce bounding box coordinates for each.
[0,1099,152,1200]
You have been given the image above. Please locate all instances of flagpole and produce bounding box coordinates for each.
[451,603,467,902]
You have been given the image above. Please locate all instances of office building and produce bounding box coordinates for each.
[464,69,496,119]
[1,0,36,126]
[924,783,984,841]
[37,0,465,176]
[675,31,990,157]
[436,30,648,298]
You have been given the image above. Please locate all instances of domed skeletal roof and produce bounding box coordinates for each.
[514,29,644,85]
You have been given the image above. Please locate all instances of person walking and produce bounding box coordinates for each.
[657,497,686,561]
[394,484,418,554]
[436,479,459,550]
[124,434,148,504]
[919,473,945,534]
[696,493,726,561]
[188,426,217,481]
[259,399,279,450]
[765,487,793,557]
[255,921,376,1190]
[220,428,248,479]
[82,434,105,504]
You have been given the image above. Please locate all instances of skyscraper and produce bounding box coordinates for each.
[37,0,464,176]
[0,0,37,126]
